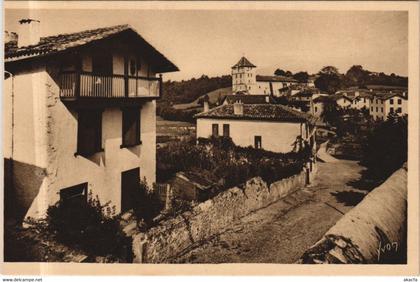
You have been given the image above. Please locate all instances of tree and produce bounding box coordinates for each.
[315,66,342,94]
[285,70,293,77]
[293,71,309,83]
[345,65,370,87]
[319,66,339,76]
[361,114,407,183]
[321,99,341,126]
[315,74,342,94]
[274,69,287,76]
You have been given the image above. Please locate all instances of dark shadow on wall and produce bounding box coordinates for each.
[126,145,141,158]
[4,158,46,224]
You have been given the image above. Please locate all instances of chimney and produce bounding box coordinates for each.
[17,19,40,48]
[4,31,18,44]
[203,101,209,112]
[233,101,243,116]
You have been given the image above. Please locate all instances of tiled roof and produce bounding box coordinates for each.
[330,93,353,102]
[195,103,316,124]
[313,96,331,103]
[223,94,274,104]
[357,92,373,98]
[256,75,298,83]
[5,24,179,73]
[231,56,256,68]
[374,92,407,100]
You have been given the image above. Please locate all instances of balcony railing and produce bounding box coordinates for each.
[59,71,162,99]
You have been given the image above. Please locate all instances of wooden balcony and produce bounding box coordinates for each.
[59,71,162,106]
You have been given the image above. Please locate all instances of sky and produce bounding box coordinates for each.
[5,9,408,81]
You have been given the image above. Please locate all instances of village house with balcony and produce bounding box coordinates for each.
[195,102,317,154]
[4,20,178,223]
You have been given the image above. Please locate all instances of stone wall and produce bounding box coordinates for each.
[132,163,316,263]
[299,164,407,264]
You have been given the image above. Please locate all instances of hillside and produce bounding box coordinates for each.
[161,75,231,105]
[173,87,232,110]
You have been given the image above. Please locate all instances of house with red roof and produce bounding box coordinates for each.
[4,19,178,222]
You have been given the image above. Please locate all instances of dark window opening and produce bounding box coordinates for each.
[390,107,394,113]
[397,107,402,113]
[122,107,141,147]
[121,168,140,213]
[223,124,230,137]
[212,124,219,137]
[77,110,102,157]
[390,99,394,105]
[398,99,402,105]
[254,136,262,149]
[130,59,136,76]
[136,59,142,71]
[60,183,88,206]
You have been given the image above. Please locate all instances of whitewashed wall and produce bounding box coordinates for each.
[4,50,157,221]
[197,118,304,153]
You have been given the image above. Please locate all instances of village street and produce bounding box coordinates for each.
[173,156,368,263]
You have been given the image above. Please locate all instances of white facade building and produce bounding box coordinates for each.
[195,103,316,154]
[231,57,299,96]
[369,92,408,120]
[4,22,178,222]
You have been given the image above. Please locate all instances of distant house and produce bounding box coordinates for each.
[195,102,317,153]
[369,92,408,120]
[4,20,178,222]
[231,56,300,96]
[336,89,372,110]
[330,94,353,109]
[312,95,330,118]
[351,92,373,110]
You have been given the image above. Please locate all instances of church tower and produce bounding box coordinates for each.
[231,56,257,94]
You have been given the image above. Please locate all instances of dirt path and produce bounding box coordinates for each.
[173,159,368,263]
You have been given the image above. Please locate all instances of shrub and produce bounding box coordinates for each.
[132,179,164,227]
[45,192,132,260]
[361,114,407,182]
[157,136,309,192]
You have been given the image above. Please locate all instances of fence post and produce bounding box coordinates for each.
[165,184,173,211]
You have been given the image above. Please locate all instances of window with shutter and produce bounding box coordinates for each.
[212,124,219,137]
[60,182,88,206]
[122,107,141,147]
[77,110,102,157]
[254,136,262,149]
[223,124,230,137]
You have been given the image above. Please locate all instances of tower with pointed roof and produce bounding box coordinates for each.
[231,56,257,94]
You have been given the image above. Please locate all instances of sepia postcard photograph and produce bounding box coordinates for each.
[1,0,419,277]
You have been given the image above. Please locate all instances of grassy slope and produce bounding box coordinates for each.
[173,87,232,110]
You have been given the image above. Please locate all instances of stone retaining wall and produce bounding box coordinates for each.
[299,164,407,264]
[132,162,316,263]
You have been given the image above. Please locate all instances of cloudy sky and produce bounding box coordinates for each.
[5,8,408,81]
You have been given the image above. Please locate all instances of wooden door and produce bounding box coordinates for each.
[121,167,140,213]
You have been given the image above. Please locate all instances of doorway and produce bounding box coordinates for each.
[121,167,140,213]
